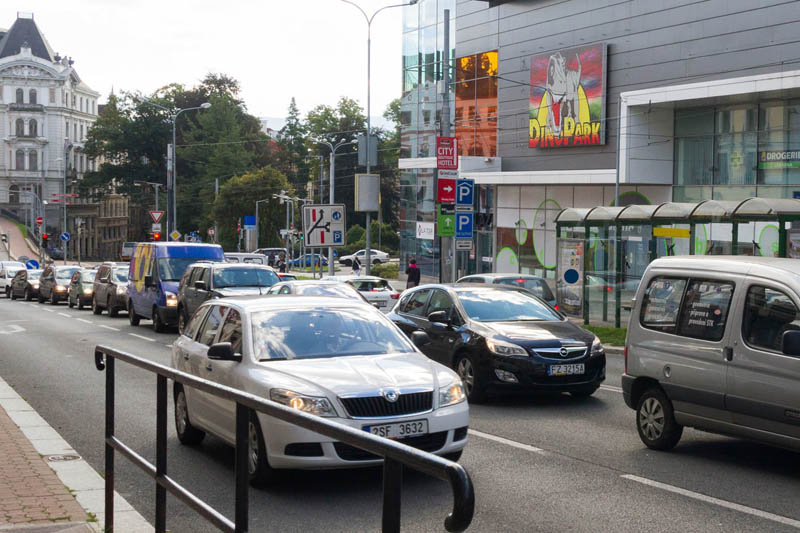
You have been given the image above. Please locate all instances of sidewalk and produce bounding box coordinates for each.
[0,376,151,532]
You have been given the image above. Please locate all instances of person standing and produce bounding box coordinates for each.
[405,258,420,288]
[352,255,361,277]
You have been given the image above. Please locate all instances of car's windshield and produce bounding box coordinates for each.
[294,283,362,300]
[113,269,128,283]
[496,278,555,301]
[158,258,212,281]
[457,289,561,322]
[27,270,42,278]
[6,266,23,276]
[213,267,278,288]
[56,268,80,280]
[252,307,414,360]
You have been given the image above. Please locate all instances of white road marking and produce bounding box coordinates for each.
[57,312,71,318]
[77,319,92,324]
[0,324,25,335]
[468,429,546,455]
[621,475,800,529]
[599,384,623,393]
[99,325,119,331]
[42,308,54,313]
[129,333,155,342]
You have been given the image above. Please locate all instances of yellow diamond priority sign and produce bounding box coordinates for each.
[169,230,181,241]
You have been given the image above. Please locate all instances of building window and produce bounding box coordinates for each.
[29,151,37,171]
[29,119,37,137]
[455,51,498,157]
[15,119,24,137]
[15,150,25,170]
[74,123,77,140]
[16,88,23,103]
[49,87,55,103]
[29,89,37,105]
[80,124,83,139]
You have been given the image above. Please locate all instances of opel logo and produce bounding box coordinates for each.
[560,347,569,358]
[382,389,399,403]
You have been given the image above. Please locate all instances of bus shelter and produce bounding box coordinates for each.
[555,198,800,328]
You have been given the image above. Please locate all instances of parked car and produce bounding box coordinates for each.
[339,249,389,266]
[38,265,80,305]
[9,269,42,301]
[177,262,279,333]
[48,246,64,260]
[291,253,328,267]
[92,263,130,316]
[224,253,268,265]
[266,280,367,303]
[0,261,26,298]
[171,296,468,485]
[387,284,605,402]
[456,274,557,308]
[120,242,136,261]
[127,242,224,332]
[327,275,400,313]
[254,248,287,267]
[68,268,98,309]
[623,256,800,452]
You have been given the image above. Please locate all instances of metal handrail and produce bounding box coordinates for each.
[94,344,474,533]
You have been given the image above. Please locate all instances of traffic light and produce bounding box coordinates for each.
[41,233,48,247]
[152,232,161,241]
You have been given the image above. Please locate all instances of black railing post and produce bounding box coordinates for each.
[234,403,249,533]
[104,355,115,532]
[381,458,403,533]
[155,375,167,532]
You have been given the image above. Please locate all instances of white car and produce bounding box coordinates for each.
[0,261,26,298]
[338,249,389,266]
[171,296,469,486]
[326,275,401,313]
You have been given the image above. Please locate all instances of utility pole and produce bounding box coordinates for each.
[443,9,456,283]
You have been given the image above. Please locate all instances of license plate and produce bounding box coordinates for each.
[548,364,585,376]
[374,300,386,307]
[364,419,428,439]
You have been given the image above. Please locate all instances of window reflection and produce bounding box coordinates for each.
[455,51,498,157]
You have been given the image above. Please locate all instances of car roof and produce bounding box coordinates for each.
[212,295,373,312]
[279,279,344,285]
[460,273,547,282]
[648,255,800,278]
[408,282,528,293]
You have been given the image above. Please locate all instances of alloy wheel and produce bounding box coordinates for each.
[639,397,665,441]
[248,421,259,475]
[175,391,188,435]
[456,357,475,396]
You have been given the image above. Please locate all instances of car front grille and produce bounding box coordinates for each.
[333,431,448,461]
[530,346,587,360]
[339,391,433,418]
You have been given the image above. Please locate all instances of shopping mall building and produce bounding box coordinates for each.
[398,0,800,282]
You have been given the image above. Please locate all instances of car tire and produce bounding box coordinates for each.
[636,387,683,451]
[4,287,8,298]
[78,298,85,310]
[570,384,600,398]
[37,291,44,303]
[173,385,205,445]
[128,301,140,326]
[177,307,188,335]
[373,259,382,265]
[152,308,166,333]
[92,296,102,315]
[25,289,33,302]
[444,450,463,462]
[454,353,486,404]
[50,291,58,305]
[108,296,118,318]
[248,410,277,487]
[68,297,75,308]
[10,289,17,301]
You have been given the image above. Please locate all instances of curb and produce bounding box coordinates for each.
[0,376,152,532]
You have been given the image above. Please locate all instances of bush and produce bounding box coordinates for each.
[346,224,365,244]
[371,262,398,279]
[340,239,365,256]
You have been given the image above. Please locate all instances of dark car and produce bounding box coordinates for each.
[68,269,98,309]
[265,280,367,303]
[38,265,80,304]
[387,284,605,403]
[9,269,42,301]
[92,263,129,316]
[177,262,279,332]
[456,274,557,308]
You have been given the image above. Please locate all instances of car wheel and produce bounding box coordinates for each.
[373,259,382,265]
[454,353,486,404]
[50,291,59,305]
[177,307,188,335]
[10,289,17,301]
[108,296,119,318]
[78,298,85,310]
[128,301,140,326]
[92,296,102,315]
[152,308,166,333]
[444,450,463,462]
[25,289,33,301]
[636,387,683,451]
[37,291,44,303]
[4,287,8,298]
[570,384,600,398]
[248,410,277,487]
[174,385,205,445]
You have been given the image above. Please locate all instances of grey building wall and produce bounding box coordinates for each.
[456,0,800,172]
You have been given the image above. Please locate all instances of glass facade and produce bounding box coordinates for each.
[455,52,498,156]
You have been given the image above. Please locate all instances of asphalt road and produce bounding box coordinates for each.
[1,296,799,532]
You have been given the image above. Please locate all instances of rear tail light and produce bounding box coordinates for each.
[390,293,400,299]
[554,304,559,310]
[606,286,613,292]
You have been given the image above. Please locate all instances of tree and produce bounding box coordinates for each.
[279,97,310,192]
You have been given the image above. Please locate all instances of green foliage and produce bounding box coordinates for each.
[370,221,398,253]
[346,224,365,243]
[583,325,627,347]
[341,239,365,256]
[370,262,398,280]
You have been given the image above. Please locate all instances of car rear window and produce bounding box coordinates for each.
[496,278,554,301]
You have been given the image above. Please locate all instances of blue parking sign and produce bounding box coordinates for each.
[333,230,343,243]
[456,178,474,207]
[455,213,473,239]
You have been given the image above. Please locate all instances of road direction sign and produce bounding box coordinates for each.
[60,232,70,242]
[149,210,164,224]
[303,204,346,247]
[243,215,256,230]
[35,216,43,226]
[455,239,473,251]
[25,259,39,269]
[455,213,474,239]
[456,178,474,207]
[437,205,454,237]
[437,178,456,203]
[170,230,181,241]
[151,223,162,232]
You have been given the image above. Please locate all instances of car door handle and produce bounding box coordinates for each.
[205,364,213,371]
[723,347,733,362]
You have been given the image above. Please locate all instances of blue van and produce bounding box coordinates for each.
[127,242,224,332]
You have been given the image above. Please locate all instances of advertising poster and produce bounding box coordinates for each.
[759,150,800,169]
[788,229,800,259]
[557,239,584,316]
[529,43,607,148]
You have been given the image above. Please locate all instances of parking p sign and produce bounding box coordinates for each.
[455,212,474,239]
[456,178,474,207]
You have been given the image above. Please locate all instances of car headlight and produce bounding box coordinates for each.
[83,288,93,295]
[31,283,39,289]
[591,336,604,355]
[116,286,126,295]
[55,284,67,292]
[270,388,336,417]
[165,291,178,307]
[438,381,466,407]
[486,337,527,356]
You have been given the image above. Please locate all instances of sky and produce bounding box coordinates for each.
[2,1,405,129]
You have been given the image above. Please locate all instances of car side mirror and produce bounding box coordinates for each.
[194,280,206,290]
[207,342,240,361]
[782,330,800,356]
[427,310,450,326]
[144,275,154,287]
[410,331,431,348]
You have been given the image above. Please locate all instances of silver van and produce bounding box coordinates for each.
[623,256,800,452]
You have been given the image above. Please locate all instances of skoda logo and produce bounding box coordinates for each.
[560,347,569,358]
[382,389,400,403]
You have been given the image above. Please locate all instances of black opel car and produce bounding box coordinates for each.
[387,284,605,402]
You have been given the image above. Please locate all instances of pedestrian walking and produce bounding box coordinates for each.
[405,257,420,288]
[278,252,287,273]
[352,256,361,277]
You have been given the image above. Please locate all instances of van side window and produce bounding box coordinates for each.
[742,286,800,352]
[675,280,734,341]
[640,277,687,333]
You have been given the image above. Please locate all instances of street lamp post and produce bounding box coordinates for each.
[314,139,355,275]
[341,0,418,275]
[255,198,271,251]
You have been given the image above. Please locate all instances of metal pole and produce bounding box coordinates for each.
[171,119,177,237]
[155,375,167,532]
[214,178,219,244]
[365,20,373,276]
[255,201,260,251]
[104,356,115,532]
[329,152,335,275]
[285,199,290,270]
[614,94,622,208]
[63,145,68,265]
[234,403,249,532]
[444,9,455,283]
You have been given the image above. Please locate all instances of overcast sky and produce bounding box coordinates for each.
[2,1,404,127]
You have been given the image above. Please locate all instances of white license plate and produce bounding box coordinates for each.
[548,364,585,376]
[374,300,386,307]
[364,419,428,439]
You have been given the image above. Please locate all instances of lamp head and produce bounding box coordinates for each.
[200,102,212,109]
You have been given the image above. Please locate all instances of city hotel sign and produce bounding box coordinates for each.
[529,43,607,148]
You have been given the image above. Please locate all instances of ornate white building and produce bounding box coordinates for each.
[0,13,100,240]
